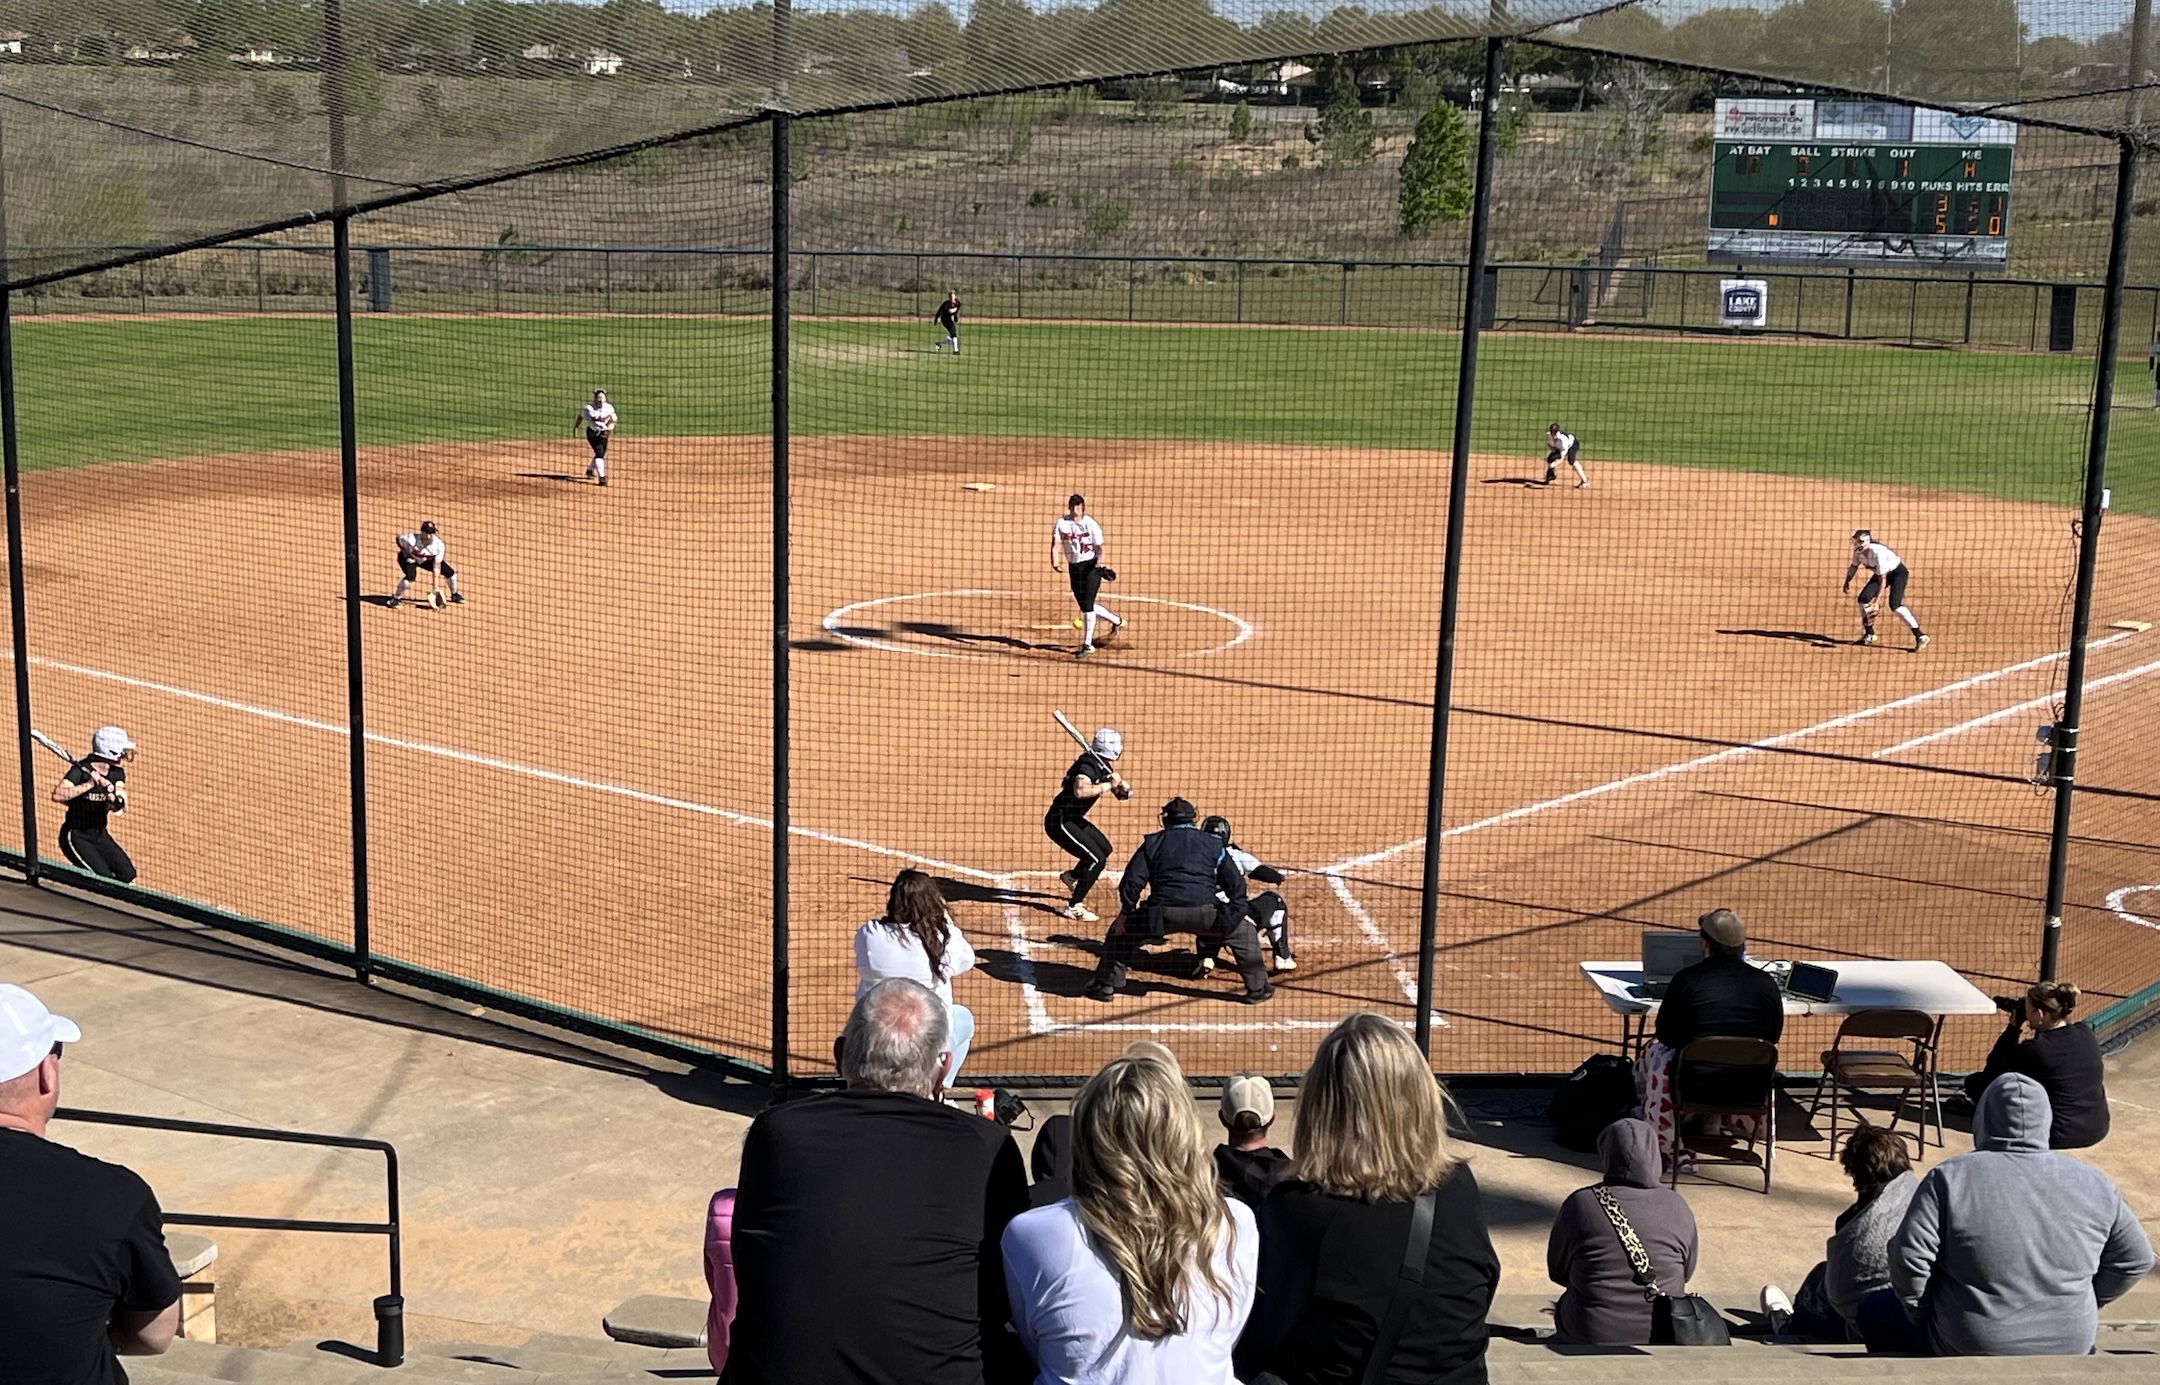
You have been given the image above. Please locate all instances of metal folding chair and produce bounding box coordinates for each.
[1670,1036,1779,1194]
[1810,1008,1940,1155]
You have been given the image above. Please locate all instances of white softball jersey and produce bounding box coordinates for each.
[1550,430,1577,452]
[402,533,446,562]
[1055,515,1104,565]
[580,402,618,432]
[1855,541,1903,575]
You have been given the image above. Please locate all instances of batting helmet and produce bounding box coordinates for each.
[1201,814,1232,843]
[1090,727,1123,761]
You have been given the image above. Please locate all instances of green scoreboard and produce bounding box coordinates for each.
[1708,98,2017,272]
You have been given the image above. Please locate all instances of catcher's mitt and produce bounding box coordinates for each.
[1098,566,1118,582]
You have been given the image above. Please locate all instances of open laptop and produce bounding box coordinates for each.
[1785,962,1839,1004]
[1639,931,1702,999]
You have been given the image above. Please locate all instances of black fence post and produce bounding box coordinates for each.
[2040,138,2140,983]
[1,292,37,881]
[1844,267,1855,338]
[1964,272,1976,344]
[1413,36,1507,1058]
[332,218,373,982]
[770,110,794,1099]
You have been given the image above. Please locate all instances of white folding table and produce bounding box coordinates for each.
[1578,958,1999,1059]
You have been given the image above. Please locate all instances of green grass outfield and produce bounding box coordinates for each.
[20,314,2154,513]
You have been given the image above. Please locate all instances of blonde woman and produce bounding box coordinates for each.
[1961,980,2109,1149]
[1002,1055,1256,1383]
[1235,1013,1498,1385]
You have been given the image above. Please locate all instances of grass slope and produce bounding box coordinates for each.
[18,315,2143,512]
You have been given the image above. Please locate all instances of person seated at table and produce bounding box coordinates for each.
[1759,1124,1917,1343]
[1634,908,1783,1171]
[1956,981,2108,1149]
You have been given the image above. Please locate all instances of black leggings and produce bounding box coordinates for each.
[1857,565,1910,615]
[61,826,136,883]
[1067,559,1103,614]
[587,428,611,459]
[1045,812,1110,903]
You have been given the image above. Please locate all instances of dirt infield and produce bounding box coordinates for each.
[8,435,2160,1077]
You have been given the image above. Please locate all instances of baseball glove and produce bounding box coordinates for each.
[1098,566,1118,582]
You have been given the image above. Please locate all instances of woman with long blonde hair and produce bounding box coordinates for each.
[1002,1053,1256,1383]
[1235,1012,1498,1385]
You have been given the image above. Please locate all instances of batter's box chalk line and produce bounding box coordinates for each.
[821,589,1254,660]
[2107,885,2160,932]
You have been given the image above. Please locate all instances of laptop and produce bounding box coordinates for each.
[1638,931,1702,999]
[1785,962,1839,1004]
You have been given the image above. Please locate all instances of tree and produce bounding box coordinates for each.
[1398,99,1471,237]
[1892,0,2020,99]
[1307,60,1374,166]
[1227,98,1252,141]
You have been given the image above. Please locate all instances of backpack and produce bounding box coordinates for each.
[1548,1054,1636,1152]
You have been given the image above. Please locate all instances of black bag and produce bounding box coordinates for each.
[1592,1186,1730,1347]
[1549,1054,1636,1152]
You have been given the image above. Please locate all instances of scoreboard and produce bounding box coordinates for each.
[1708,98,2018,272]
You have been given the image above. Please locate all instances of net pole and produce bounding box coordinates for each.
[2039,137,2139,984]
[333,214,373,981]
[770,111,793,1097]
[0,80,36,882]
[1414,36,1506,1057]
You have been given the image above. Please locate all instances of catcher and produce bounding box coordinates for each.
[1082,797,1273,1005]
[388,520,464,610]
[1192,814,1296,976]
[1045,726,1130,922]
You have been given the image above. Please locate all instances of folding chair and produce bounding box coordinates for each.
[1810,1008,1940,1155]
[1670,1036,1779,1194]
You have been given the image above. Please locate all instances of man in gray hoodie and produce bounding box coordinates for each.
[1866,1073,2151,1355]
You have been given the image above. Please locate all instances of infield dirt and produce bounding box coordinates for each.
[9,435,2160,1077]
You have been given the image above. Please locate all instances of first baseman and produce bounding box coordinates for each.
[1050,494,1126,660]
[1545,423,1587,488]
[1844,529,1929,651]
[1045,726,1130,922]
[576,388,616,486]
[53,725,137,883]
[389,520,463,609]
[934,291,962,354]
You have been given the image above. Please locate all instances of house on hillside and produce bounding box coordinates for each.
[234,46,297,66]
[583,48,623,76]
[122,30,198,62]
[0,31,24,56]
[1247,61,1315,102]
[519,43,623,77]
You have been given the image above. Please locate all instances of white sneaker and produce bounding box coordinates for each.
[1760,1285,1793,1338]
[1273,955,1298,973]
[1057,870,1077,890]
[1063,902,1098,922]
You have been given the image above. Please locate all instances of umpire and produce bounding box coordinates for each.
[1084,798,1274,1005]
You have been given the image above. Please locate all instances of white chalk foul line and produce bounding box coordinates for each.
[1872,656,2160,759]
[821,589,1255,660]
[1320,632,2138,879]
[2107,885,2160,932]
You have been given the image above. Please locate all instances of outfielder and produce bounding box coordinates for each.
[1045,726,1130,922]
[1083,797,1273,1005]
[52,725,137,883]
[388,520,463,609]
[575,388,616,486]
[1843,529,1929,651]
[1194,815,1295,975]
[1050,494,1127,661]
[1545,423,1588,488]
[934,291,962,354]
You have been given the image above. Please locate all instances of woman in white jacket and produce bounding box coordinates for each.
[853,869,977,1086]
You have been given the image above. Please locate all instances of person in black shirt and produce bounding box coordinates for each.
[1027,1114,1073,1209]
[0,984,181,1385]
[1648,908,1784,1150]
[727,979,1030,1385]
[52,726,138,884]
[1215,1073,1291,1211]
[1044,727,1130,923]
[1083,797,1272,1004]
[1961,980,2109,1148]
[934,291,962,354]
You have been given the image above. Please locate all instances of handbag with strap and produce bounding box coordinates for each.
[1592,1186,1730,1347]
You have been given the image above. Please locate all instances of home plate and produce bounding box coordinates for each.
[963,482,996,491]
[2111,620,2153,632]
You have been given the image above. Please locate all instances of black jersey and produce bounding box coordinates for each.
[1047,753,1111,821]
[935,299,961,330]
[61,759,125,833]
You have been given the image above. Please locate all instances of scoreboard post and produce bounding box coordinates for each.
[1708,97,2017,271]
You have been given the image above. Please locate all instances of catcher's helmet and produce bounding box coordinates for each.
[1201,814,1233,843]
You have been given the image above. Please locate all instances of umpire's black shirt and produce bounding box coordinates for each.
[1118,822,1247,916]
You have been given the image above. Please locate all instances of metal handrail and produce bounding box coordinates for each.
[52,1106,405,1367]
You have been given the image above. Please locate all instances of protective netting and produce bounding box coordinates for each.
[10,22,2160,1079]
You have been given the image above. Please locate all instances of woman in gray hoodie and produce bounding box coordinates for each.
[1546,1117,1699,1344]
[1862,1073,2152,1355]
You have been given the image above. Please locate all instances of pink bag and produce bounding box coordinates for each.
[704,1189,738,1373]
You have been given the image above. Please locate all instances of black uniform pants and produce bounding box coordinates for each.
[1201,891,1292,962]
[1094,904,1267,995]
[587,428,611,459]
[1067,559,1103,613]
[1857,565,1910,620]
[1046,811,1111,902]
[61,825,136,884]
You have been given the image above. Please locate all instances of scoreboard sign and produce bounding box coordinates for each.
[1708,98,2017,271]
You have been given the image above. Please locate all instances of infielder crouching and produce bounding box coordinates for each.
[1843,529,1929,652]
[1084,797,1273,1005]
[1545,423,1588,488]
[53,725,137,883]
[389,520,463,609]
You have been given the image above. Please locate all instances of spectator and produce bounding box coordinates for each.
[1759,1125,1916,1343]
[1028,1115,1073,1209]
[855,869,979,1086]
[1236,1013,1498,1385]
[1636,908,1784,1169]
[1125,1039,1183,1079]
[1545,1117,1699,1345]
[1859,1073,2152,1356]
[0,984,182,1385]
[703,1189,738,1375]
[1959,981,2108,1149]
[1213,1072,1290,1212]
[728,979,1031,1384]
[1002,1055,1257,1383]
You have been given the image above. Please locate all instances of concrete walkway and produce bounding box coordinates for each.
[3,876,2156,1349]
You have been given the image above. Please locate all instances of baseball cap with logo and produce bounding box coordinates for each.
[0,983,80,1083]
[1221,1071,1275,1127]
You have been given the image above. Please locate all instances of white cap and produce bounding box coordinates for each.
[1221,1072,1274,1126]
[0,984,80,1083]
[1091,728,1123,761]
[91,726,134,760]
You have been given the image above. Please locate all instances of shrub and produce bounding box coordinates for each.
[1399,101,1473,237]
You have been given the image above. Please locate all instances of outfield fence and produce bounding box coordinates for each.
[7,15,2160,1088]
